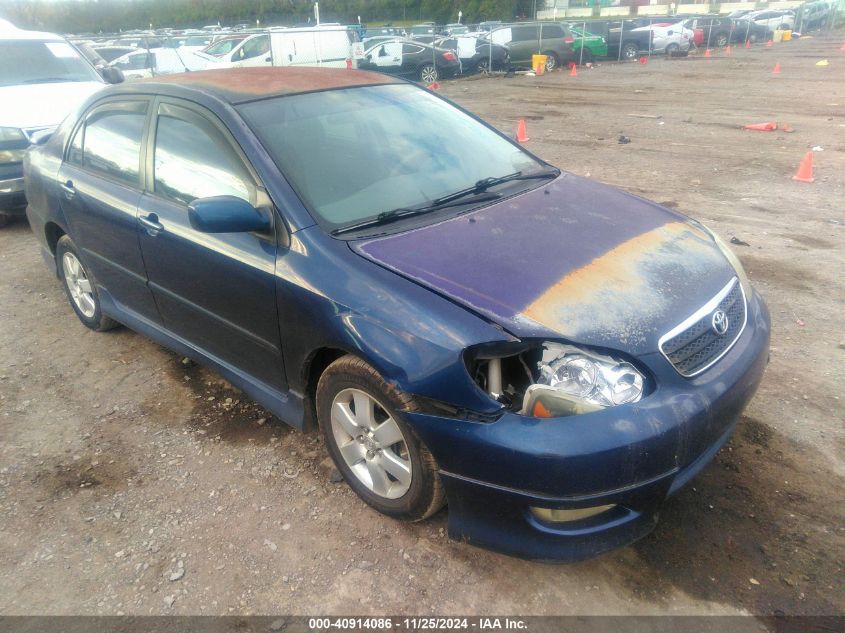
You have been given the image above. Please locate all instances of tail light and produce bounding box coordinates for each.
[442,51,456,61]
[564,37,574,44]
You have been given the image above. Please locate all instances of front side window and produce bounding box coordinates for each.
[238,35,270,60]
[153,104,251,205]
[239,84,544,232]
[79,101,147,187]
[542,24,564,38]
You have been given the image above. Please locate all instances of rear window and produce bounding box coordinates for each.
[0,40,101,88]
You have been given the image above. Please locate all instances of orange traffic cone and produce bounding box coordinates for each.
[792,152,815,183]
[772,62,781,74]
[725,45,732,56]
[704,49,712,58]
[639,56,648,65]
[766,39,773,48]
[516,118,529,143]
[743,122,777,131]
[745,39,751,49]
[427,81,441,91]
[569,63,577,77]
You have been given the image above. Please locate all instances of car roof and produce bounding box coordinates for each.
[0,26,65,41]
[123,67,403,104]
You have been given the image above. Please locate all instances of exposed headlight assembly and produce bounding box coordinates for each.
[523,343,645,418]
[0,149,26,164]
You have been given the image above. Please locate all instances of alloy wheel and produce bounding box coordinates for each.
[420,64,438,83]
[62,252,96,318]
[330,388,412,499]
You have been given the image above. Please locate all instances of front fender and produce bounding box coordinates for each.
[276,226,513,416]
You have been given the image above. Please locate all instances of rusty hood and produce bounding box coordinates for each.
[351,174,736,355]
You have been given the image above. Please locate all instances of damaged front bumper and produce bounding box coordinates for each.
[405,291,770,561]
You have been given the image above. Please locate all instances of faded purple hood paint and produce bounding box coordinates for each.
[352,174,736,355]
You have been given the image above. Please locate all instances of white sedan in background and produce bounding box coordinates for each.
[633,21,694,54]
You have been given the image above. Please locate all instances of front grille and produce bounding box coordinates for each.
[659,278,747,377]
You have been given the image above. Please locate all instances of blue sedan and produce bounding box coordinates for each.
[24,68,770,561]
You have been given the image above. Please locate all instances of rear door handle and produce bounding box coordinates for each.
[60,180,75,199]
[139,213,164,236]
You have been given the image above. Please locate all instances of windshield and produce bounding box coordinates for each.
[0,40,101,88]
[204,38,245,56]
[239,84,545,233]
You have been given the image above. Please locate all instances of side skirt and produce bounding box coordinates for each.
[98,288,306,431]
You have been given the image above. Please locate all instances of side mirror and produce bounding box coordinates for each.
[188,196,270,233]
[102,66,125,84]
[30,129,53,146]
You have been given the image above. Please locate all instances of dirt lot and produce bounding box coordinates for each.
[0,34,843,618]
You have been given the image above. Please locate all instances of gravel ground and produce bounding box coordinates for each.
[0,34,843,617]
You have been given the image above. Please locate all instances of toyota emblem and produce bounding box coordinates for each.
[711,309,729,336]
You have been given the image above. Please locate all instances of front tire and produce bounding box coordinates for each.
[666,43,680,56]
[419,63,438,83]
[316,355,445,522]
[714,33,729,47]
[476,57,491,75]
[56,235,119,332]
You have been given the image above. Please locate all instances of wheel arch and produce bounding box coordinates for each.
[45,222,67,276]
[300,346,351,432]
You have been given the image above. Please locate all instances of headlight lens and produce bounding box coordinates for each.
[524,343,645,417]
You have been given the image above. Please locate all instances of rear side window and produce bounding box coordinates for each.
[75,101,147,187]
[542,24,564,39]
[153,103,252,205]
[511,26,539,42]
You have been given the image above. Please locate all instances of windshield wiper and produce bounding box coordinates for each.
[431,168,560,206]
[332,191,502,236]
[331,168,559,236]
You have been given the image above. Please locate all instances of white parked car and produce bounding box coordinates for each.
[0,23,120,226]
[633,21,694,54]
[747,10,795,32]
[109,48,191,80]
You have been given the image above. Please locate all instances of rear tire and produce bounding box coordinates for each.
[476,57,491,75]
[666,43,680,56]
[714,33,729,47]
[419,63,438,83]
[317,355,445,522]
[621,41,639,60]
[56,235,119,332]
[542,51,558,72]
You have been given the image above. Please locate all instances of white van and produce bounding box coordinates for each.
[269,26,358,68]
[194,33,272,70]
[0,23,120,225]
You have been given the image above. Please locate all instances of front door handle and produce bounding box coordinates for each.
[139,213,164,236]
[60,180,75,200]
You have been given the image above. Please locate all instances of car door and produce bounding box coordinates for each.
[369,41,403,72]
[57,98,161,323]
[232,34,271,67]
[509,25,540,65]
[401,43,428,77]
[137,99,285,390]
